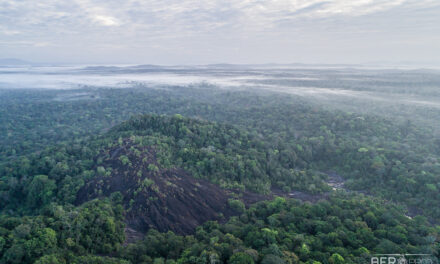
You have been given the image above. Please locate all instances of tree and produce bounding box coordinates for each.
[329,253,345,264]
[26,228,58,257]
[228,252,255,264]
[261,254,286,264]
[228,199,245,213]
[26,175,56,209]
[34,254,64,264]
[3,244,26,264]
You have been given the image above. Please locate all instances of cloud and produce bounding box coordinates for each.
[1,0,437,34]
[0,40,52,47]
[0,29,20,36]
[93,15,120,26]
[0,0,439,64]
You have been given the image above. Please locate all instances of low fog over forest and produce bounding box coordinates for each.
[2,64,440,129]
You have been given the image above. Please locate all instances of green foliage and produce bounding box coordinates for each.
[357,147,369,153]
[228,252,255,264]
[328,253,344,264]
[34,254,64,264]
[0,198,124,263]
[228,199,245,213]
[26,175,56,209]
[147,164,159,172]
[110,114,329,194]
[1,84,440,263]
[261,254,285,264]
[72,255,130,264]
[110,195,439,264]
[142,178,154,188]
[2,87,440,218]
[119,155,130,166]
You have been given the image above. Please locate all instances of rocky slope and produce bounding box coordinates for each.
[76,139,237,234]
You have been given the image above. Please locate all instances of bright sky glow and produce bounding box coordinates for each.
[1,0,439,65]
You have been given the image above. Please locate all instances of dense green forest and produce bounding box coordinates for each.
[1,194,438,263]
[0,86,439,263]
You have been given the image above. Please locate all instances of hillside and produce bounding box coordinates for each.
[74,114,322,234]
[76,138,237,234]
[0,113,439,263]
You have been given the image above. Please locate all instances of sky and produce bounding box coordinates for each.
[1,0,440,65]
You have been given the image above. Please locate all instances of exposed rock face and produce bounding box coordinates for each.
[76,140,236,235]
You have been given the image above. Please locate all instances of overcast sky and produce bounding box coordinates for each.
[1,0,439,65]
